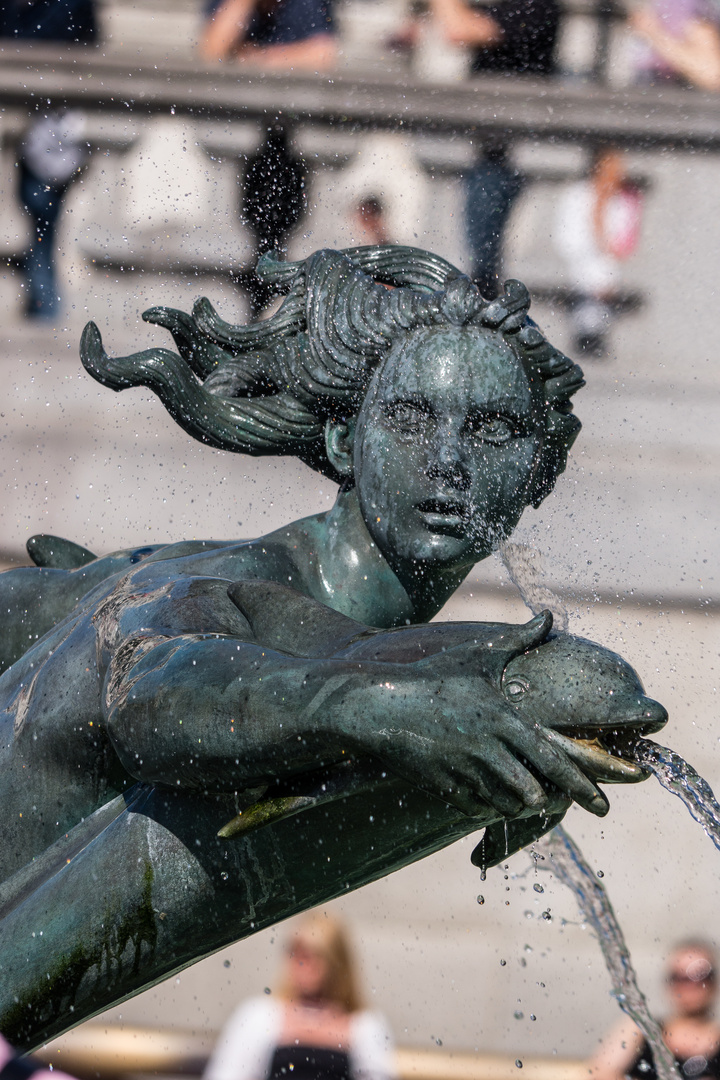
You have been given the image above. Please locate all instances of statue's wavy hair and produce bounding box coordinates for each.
[81,245,584,507]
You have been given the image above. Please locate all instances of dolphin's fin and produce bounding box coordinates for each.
[218,758,381,838]
[227,579,366,657]
[435,610,554,686]
[470,809,566,871]
[218,794,318,838]
[26,534,98,570]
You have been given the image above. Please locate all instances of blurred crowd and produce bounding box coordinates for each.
[0,0,718,343]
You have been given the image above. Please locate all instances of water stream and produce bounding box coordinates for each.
[534,825,682,1080]
[497,541,720,1080]
[634,739,720,853]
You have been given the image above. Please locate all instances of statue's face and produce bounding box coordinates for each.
[353,325,543,574]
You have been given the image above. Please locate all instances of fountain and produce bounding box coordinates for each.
[0,244,707,1060]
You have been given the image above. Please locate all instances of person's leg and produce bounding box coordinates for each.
[568,294,611,357]
[18,164,66,319]
[465,150,523,299]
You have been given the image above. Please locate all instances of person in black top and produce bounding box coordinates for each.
[0,0,97,41]
[589,942,720,1080]
[199,0,335,69]
[430,0,559,297]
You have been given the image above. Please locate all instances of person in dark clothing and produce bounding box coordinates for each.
[0,0,96,320]
[200,0,336,69]
[430,0,559,297]
[199,0,335,314]
[467,0,559,73]
[240,124,307,314]
[0,0,97,41]
[589,942,720,1080]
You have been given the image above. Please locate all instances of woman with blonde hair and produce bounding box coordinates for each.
[204,912,396,1080]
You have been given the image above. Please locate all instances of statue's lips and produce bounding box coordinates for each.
[417,498,469,534]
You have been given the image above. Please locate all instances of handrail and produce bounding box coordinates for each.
[33,1024,589,1080]
[0,44,719,150]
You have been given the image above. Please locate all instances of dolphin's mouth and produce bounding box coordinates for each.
[549,723,659,784]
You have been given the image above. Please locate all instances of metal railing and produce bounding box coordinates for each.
[0,44,719,150]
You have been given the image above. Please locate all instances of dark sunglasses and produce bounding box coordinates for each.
[667,972,716,985]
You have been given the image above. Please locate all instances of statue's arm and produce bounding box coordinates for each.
[102,628,607,819]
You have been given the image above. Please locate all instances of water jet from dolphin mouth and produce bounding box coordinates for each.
[533,825,682,1080]
[632,739,720,851]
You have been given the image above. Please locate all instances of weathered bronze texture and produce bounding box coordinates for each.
[0,247,667,1048]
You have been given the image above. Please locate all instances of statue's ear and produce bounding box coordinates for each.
[324,417,356,477]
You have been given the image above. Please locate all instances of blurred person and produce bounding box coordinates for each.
[0,0,96,321]
[425,0,559,296]
[0,0,97,40]
[351,195,392,245]
[16,110,89,321]
[628,0,720,90]
[240,123,307,314]
[199,1,335,315]
[204,912,396,1080]
[199,0,336,70]
[0,1033,77,1080]
[553,146,643,357]
[464,136,523,298]
[589,941,720,1080]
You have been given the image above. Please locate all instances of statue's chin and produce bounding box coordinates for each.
[549,729,650,784]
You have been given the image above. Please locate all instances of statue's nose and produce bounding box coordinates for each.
[428,422,471,490]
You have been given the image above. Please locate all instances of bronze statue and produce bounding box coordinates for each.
[0,247,667,1048]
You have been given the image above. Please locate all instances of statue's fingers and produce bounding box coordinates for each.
[508,723,609,817]
[429,765,520,818]
[479,741,549,811]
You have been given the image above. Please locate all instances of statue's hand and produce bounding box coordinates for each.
[347,652,609,821]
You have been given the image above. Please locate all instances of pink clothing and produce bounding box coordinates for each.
[634,0,720,78]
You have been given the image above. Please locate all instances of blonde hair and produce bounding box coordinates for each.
[278,912,363,1013]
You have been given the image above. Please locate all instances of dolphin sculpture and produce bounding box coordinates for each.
[219,581,664,865]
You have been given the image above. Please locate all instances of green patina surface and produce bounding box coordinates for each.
[0,246,667,1048]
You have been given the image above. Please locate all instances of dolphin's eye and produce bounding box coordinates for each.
[504,677,529,702]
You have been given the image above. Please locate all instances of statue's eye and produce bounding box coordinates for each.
[385,401,431,434]
[504,678,529,701]
[466,414,518,445]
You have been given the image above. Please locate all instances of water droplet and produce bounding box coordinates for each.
[264,987,272,995]
[516,1060,523,1068]
[514,1011,524,1020]
[542,910,552,921]
[533,883,544,893]
[436,1038,443,1046]
[223,959,231,968]
[530,1015,537,1022]
[500,959,507,966]
[597,870,604,878]
[220,871,229,880]
[476,895,485,905]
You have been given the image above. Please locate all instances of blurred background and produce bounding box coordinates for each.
[0,0,719,1076]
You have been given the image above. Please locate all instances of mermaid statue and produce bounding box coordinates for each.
[0,247,666,1048]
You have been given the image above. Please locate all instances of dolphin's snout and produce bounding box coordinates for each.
[624,696,668,734]
[643,699,669,734]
